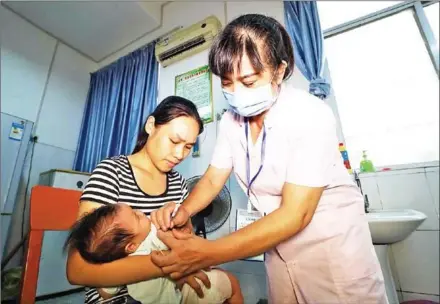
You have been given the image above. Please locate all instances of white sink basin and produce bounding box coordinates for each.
[366,209,427,244]
[366,209,427,303]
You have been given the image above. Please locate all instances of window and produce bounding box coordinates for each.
[325,9,439,168]
[424,2,439,51]
[317,1,399,31]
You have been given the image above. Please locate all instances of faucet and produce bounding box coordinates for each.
[354,170,370,213]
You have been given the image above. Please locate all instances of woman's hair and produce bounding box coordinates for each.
[208,14,294,80]
[63,204,134,264]
[133,96,204,154]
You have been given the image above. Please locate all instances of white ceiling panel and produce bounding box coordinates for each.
[3,1,165,62]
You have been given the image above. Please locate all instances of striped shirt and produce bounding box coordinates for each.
[80,155,189,304]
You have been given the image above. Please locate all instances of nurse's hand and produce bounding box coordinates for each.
[151,229,213,279]
[151,202,191,231]
[174,220,193,235]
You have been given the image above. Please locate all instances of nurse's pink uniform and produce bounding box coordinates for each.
[211,84,388,303]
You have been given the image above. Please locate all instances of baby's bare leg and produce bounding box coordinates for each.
[220,270,244,304]
[181,268,244,304]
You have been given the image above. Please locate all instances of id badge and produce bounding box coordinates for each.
[235,206,265,262]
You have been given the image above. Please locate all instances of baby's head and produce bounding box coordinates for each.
[64,203,151,263]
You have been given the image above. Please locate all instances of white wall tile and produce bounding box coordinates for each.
[360,176,383,210]
[376,173,439,230]
[425,166,439,173]
[397,291,403,304]
[402,291,440,302]
[392,231,439,295]
[380,168,426,176]
[426,169,439,219]
[389,246,402,292]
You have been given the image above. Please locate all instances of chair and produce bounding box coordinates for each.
[19,185,81,304]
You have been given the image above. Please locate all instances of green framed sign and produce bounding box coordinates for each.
[175,65,213,124]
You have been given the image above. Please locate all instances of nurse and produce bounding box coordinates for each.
[151,14,388,303]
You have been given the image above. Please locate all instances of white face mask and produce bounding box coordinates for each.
[223,77,279,117]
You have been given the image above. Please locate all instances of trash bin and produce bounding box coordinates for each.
[1,266,22,299]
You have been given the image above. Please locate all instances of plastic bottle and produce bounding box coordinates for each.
[360,150,375,173]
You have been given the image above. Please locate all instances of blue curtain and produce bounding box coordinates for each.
[284,1,330,99]
[73,42,158,172]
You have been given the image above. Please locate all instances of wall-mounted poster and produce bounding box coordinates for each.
[175,65,213,124]
[9,122,24,141]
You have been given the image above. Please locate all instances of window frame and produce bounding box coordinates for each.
[322,0,439,76]
[319,0,439,169]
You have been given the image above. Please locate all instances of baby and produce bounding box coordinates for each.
[64,203,243,304]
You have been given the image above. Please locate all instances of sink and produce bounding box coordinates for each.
[365,209,427,304]
[366,209,427,244]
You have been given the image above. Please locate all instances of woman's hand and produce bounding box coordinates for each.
[151,202,191,231]
[151,229,214,279]
[174,270,211,298]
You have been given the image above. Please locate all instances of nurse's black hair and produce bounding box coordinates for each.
[209,14,294,80]
[132,96,204,154]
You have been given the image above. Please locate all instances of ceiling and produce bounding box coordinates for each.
[2,1,166,63]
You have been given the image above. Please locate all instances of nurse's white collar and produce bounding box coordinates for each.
[237,83,286,130]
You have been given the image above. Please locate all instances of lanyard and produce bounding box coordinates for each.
[245,118,267,212]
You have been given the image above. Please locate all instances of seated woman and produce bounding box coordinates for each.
[66,96,242,304]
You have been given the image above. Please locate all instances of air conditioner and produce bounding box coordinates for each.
[155,15,222,67]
